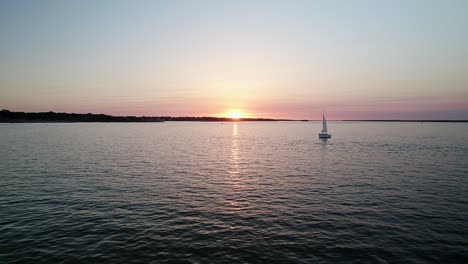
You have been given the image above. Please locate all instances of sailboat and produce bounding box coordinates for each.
[318,112,331,139]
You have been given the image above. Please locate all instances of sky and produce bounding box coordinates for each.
[0,0,467,119]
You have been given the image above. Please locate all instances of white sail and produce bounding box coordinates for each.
[321,112,327,132]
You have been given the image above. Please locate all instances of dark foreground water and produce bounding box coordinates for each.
[0,122,467,263]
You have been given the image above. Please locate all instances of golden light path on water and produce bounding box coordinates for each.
[227,122,247,212]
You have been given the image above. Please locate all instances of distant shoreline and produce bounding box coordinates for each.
[0,109,290,123]
[338,120,468,123]
[0,110,466,123]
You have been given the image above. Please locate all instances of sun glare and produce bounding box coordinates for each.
[227,111,243,119]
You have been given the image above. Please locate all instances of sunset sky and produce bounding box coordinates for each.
[1,0,467,119]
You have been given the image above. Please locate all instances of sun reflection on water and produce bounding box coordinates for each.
[229,122,239,175]
[227,122,248,212]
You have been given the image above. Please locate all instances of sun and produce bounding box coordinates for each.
[227,111,244,119]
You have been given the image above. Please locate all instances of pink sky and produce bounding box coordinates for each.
[1,1,467,120]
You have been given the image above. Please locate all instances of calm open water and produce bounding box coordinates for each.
[0,122,467,263]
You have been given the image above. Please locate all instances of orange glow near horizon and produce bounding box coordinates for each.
[226,111,245,119]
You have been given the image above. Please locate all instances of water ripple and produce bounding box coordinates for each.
[0,122,467,263]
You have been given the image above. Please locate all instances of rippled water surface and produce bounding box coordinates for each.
[1,122,467,263]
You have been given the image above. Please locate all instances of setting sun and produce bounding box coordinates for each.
[227,111,244,119]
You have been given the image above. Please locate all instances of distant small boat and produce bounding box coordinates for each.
[318,112,331,139]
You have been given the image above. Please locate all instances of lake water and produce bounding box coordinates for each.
[0,122,467,263]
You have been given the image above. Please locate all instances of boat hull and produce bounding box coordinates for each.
[318,133,331,139]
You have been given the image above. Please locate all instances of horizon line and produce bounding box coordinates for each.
[1,109,467,123]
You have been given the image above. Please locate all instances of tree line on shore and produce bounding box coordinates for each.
[0,109,285,122]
